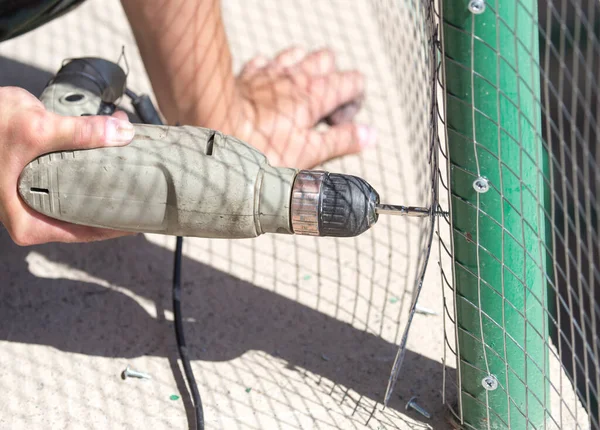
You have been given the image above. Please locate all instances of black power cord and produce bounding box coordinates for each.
[125,89,205,430]
[172,236,205,430]
[124,88,165,127]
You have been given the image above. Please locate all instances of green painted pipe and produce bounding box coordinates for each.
[442,1,550,428]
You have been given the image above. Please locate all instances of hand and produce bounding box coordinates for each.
[0,87,136,246]
[219,48,376,169]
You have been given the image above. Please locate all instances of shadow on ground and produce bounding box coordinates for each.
[0,231,449,413]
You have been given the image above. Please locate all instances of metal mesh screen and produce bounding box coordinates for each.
[438,0,600,428]
[0,0,441,428]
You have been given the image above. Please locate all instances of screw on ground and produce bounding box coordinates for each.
[121,365,152,380]
[414,304,438,316]
[405,396,431,419]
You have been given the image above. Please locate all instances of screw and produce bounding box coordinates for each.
[121,366,152,380]
[482,375,498,391]
[472,177,490,193]
[414,304,438,316]
[405,396,431,419]
[468,0,486,14]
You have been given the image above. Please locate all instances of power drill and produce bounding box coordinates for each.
[18,58,431,238]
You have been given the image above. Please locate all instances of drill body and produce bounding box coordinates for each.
[18,58,380,238]
[21,124,299,238]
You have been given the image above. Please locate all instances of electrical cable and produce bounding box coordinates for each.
[173,236,205,430]
[124,88,138,100]
[125,88,204,430]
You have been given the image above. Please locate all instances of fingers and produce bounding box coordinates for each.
[297,49,335,76]
[47,113,135,152]
[323,98,363,125]
[274,47,306,68]
[8,199,133,246]
[16,221,133,246]
[240,48,306,85]
[239,55,270,79]
[311,123,376,166]
[307,71,365,122]
[292,49,363,124]
[28,111,135,154]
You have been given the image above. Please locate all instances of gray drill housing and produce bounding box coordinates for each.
[19,124,297,238]
[18,58,379,239]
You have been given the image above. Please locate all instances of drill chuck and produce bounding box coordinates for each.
[290,171,379,237]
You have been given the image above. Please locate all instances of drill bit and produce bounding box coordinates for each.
[376,204,447,217]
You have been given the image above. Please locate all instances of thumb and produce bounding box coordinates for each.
[42,112,135,153]
[317,123,376,161]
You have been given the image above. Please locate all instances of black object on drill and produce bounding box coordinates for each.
[125,88,164,125]
[45,57,126,115]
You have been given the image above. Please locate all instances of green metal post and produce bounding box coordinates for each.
[442,0,550,428]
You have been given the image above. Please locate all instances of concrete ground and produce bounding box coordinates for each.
[0,0,591,429]
[1,0,595,430]
[0,0,474,429]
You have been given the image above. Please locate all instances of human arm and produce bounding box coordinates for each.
[121,0,375,168]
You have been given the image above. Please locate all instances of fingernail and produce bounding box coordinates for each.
[105,117,135,145]
[358,125,377,148]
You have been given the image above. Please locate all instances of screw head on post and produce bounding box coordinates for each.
[468,0,486,14]
[473,177,490,193]
[482,375,498,391]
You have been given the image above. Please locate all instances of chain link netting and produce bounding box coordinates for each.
[7,0,599,429]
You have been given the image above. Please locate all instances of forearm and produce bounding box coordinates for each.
[121,0,240,130]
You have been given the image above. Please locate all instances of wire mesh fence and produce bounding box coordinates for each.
[4,0,599,428]
[438,0,600,429]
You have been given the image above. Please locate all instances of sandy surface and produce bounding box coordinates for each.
[0,0,591,429]
[0,0,449,429]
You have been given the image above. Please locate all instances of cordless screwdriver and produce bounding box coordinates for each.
[18,58,435,238]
